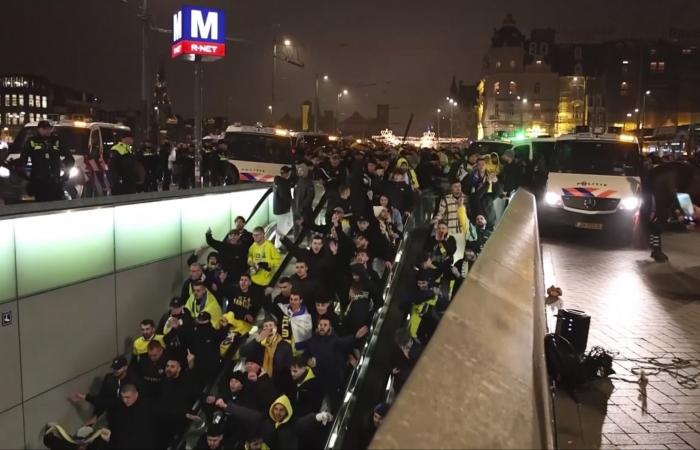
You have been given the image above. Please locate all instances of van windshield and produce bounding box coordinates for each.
[223,132,292,164]
[553,140,641,176]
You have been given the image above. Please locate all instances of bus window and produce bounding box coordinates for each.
[224,132,292,164]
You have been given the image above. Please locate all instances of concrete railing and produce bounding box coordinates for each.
[370,190,555,450]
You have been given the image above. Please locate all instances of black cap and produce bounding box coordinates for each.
[197,311,211,322]
[416,270,430,282]
[37,120,52,129]
[280,165,292,174]
[229,370,247,384]
[356,215,369,223]
[246,347,264,366]
[111,356,128,370]
[169,297,183,308]
[206,422,225,437]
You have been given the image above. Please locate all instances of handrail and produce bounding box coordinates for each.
[369,190,555,449]
[171,190,329,449]
[324,192,439,450]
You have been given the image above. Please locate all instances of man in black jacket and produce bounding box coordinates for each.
[293,163,316,225]
[204,228,249,280]
[289,260,323,309]
[157,297,195,366]
[289,357,323,417]
[274,165,295,249]
[69,356,138,428]
[93,384,157,450]
[155,359,198,447]
[135,340,167,399]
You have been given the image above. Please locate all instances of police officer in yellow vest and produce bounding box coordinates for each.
[16,120,74,202]
[109,132,137,195]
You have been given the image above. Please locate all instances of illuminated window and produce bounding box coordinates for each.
[36,95,41,107]
[650,62,657,71]
[658,61,665,72]
[509,60,516,68]
[4,94,9,106]
[534,103,541,110]
[29,113,35,122]
[683,48,693,55]
[495,61,502,69]
[650,48,656,55]
[508,81,517,94]
[11,95,17,106]
[28,95,34,107]
[43,113,48,120]
[534,82,541,94]
[494,82,501,95]
[42,96,47,108]
[535,59,542,65]
[622,60,629,65]
[18,95,24,107]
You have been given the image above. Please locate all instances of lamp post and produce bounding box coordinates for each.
[521,97,528,133]
[436,108,441,148]
[336,89,348,133]
[154,106,160,147]
[272,33,292,108]
[314,74,329,133]
[449,99,458,140]
[641,90,651,130]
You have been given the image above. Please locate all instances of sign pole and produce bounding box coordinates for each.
[194,57,202,187]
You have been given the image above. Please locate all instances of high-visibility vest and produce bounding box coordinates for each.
[111,142,132,156]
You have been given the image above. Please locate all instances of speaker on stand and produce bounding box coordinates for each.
[555,309,591,356]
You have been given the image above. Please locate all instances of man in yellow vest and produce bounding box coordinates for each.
[109,132,137,195]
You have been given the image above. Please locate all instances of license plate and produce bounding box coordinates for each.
[575,222,603,230]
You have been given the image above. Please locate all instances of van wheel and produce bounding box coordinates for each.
[224,166,240,185]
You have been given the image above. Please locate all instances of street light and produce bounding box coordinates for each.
[641,90,652,129]
[268,105,273,119]
[314,74,330,132]
[449,100,458,140]
[284,38,292,47]
[336,90,348,132]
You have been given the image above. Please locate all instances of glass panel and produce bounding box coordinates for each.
[180,193,231,252]
[0,219,16,303]
[242,193,273,232]
[229,188,269,225]
[114,200,181,270]
[15,208,115,297]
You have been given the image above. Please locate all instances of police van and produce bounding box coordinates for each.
[540,130,643,234]
[220,124,294,183]
[4,120,131,199]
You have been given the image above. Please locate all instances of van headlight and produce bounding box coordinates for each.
[544,192,562,207]
[69,167,80,178]
[620,196,640,210]
[0,166,9,178]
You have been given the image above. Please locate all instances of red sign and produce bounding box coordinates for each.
[171,41,226,59]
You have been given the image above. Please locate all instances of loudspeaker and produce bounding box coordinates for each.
[555,309,590,355]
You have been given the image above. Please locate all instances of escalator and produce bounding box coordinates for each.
[325,192,439,450]
[172,183,328,449]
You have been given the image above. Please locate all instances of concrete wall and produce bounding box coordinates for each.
[370,190,554,450]
[0,186,270,449]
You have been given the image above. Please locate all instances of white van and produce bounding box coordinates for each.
[220,124,294,183]
[5,120,131,198]
[540,132,643,234]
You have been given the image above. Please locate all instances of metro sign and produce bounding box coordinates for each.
[172,6,226,61]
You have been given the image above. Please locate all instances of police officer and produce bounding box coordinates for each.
[16,120,74,202]
[138,142,158,192]
[110,132,137,195]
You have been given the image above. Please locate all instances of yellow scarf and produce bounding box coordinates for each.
[261,334,282,376]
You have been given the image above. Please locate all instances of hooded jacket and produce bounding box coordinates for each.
[225,394,318,450]
[185,291,223,329]
[248,240,282,287]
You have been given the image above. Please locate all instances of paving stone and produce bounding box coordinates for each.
[677,432,700,449]
[652,413,700,423]
[603,433,635,445]
[629,432,683,444]
[642,423,695,433]
[659,404,700,413]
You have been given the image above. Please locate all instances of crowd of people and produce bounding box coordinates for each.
[50,141,528,450]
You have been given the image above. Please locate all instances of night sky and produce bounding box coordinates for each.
[3,0,699,132]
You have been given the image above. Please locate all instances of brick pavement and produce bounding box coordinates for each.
[543,231,700,450]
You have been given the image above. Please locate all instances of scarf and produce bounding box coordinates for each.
[261,334,283,376]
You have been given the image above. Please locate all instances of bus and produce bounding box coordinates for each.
[540,132,643,235]
[221,124,294,183]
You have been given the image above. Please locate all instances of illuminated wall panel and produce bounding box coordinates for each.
[229,188,269,224]
[114,200,181,270]
[181,193,232,252]
[14,208,115,297]
[0,220,16,303]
